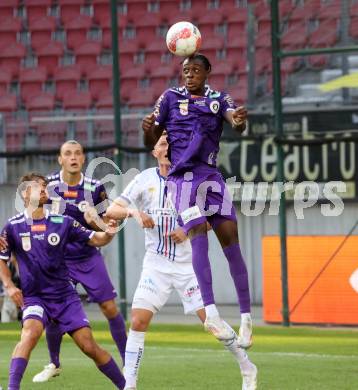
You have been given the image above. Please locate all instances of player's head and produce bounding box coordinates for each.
[58,140,85,174]
[182,53,211,95]
[152,131,170,166]
[18,172,49,207]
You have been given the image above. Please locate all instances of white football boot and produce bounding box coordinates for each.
[239,315,253,349]
[204,316,236,341]
[32,363,61,382]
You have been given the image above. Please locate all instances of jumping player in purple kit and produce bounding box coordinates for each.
[142,54,255,357]
[0,173,125,390]
[31,140,127,382]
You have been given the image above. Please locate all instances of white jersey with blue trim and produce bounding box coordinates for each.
[120,167,192,263]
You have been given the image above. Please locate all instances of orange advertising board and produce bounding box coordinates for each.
[263,236,358,324]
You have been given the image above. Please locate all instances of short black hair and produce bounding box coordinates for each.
[183,53,212,71]
[59,140,84,155]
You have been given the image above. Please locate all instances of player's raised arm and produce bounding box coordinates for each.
[224,106,247,133]
[142,112,164,148]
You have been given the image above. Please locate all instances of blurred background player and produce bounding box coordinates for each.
[32,140,127,383]
[142,53,253,349]
[0,173,125,390]
[106,133,257,390]
[0,259,19,323]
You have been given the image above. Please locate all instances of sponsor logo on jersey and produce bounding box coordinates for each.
[64,191,78,198]
[184,284,200,298]
[179,99,189,115]
[194,99,206,106]
[209,91,221,98]
[50,216,64,224]
[48,233,60,246]
[31,224,46,232]
[21,236,31,251]
[84,183,96,192]
[209,100,220,114]
[33,233,45,240]
[19,232,30,237]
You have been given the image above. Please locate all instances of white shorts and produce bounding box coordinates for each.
[132,252,203,315]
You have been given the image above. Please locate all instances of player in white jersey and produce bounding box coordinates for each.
[106,134,257,390]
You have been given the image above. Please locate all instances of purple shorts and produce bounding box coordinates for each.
[66,252,117,304]
[23,294,90,334]
[167,168,237,234]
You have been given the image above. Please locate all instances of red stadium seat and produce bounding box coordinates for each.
[255,48,272,74]
[26,0,52,22]
[62,90,92,110]
[0,68,13,93]
[308,19,338,48]
[121,64,148,80]
[349,17,358,40]
[65,15,93,50]
[93,0,110,24]
[19,66,47,101]
[281,25,307,49]
[0,94,17,113]
[318,0,341,21]
[26,92,55,112]
[226,82,248,105]
[5,118,27,151]
[128,88,155,108]
[96,93,113,110]
[87,64,112,99]
[74,41,102,67]
[37,42,64,75]
[289,3,320,21]
[54,64,82,99]
[59,0,87,25]
[0,17,22,45]
[29,16,57,51]
[306,54,329,69]
[0,43,26,75]
[0,0,18,19]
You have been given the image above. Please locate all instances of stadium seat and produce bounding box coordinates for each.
[200,36,225,57]
[37,122,66,148]
[59,0,87,25]
[121,64,148,80]
[74,41,102,67]
[37,42,64,75]
[19,66,47,102]
[0,17,22,45]
[26,0,52,22]
[5,118,27,151]
[87,64,112,99]
[128,87,155,108]
[26,92,55,112]
[317,0,341,21]
[281,25,307,49]
[0,0,18,19]
[226,82,248,105]
[54,64,82,99]
[64,15,93,50]
[307,54,329,69]
[0,94,17,113]
[96,93,113,110]
[29,16,57,51]
[0,43,26,75]
[289,2,320,21]
[62,90,92,110]
[93,0,110,24]
[308,19,338,48]
[0,68,13,93]
[255,48,272,74]
[349,17,358,41]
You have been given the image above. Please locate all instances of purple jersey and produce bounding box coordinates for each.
[154,85,236,174]
[0,211,94,300]
[46,171,108,262]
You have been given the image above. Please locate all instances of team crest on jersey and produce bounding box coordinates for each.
[209,100,220,114]
[178,99,189,116]
[78,201,89,212]
[21,236,31,251]
[48,233,60,246]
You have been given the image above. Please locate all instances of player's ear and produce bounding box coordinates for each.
[152,149,158,158]
[58,154,62,166]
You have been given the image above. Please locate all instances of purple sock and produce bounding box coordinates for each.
[8,357,28,390]
[46,321,63,368]
[190,234,215,306]
[108,313,127,364]
[98,357,125,389]
[223,243,251,313]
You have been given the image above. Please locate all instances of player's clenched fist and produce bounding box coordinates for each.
[232,106,247,129]
[142,112,155,132]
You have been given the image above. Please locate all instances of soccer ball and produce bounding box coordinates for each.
[166,21,201,57]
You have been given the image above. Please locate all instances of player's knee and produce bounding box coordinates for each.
[131,313,150,331]
[100,300,118,319]
[188,223,207,240]
[79,338,99,358]
[21,327,42,348]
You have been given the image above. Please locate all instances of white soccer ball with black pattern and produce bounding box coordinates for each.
[166,21,202,57]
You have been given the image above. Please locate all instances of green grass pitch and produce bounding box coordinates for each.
[1,322,358,389]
